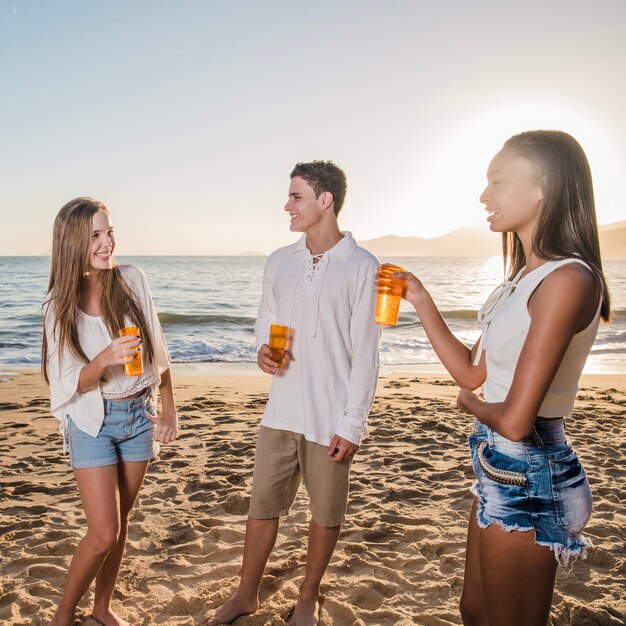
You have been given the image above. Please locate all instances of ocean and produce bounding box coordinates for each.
[1,256,624,373]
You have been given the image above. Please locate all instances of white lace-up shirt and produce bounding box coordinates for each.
[254,233,381,446]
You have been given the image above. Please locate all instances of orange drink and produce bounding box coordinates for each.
[119,326,143,376]
[375,264,406,326]
[269,324,289,367]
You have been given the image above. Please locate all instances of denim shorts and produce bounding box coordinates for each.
[69,388,159,469]
[468,419,592,566]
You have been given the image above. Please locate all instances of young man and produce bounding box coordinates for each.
[209,161,380,626]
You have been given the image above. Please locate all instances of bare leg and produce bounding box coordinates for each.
[91,461,149,626]
[289,520,340,626]
[480,521,557,626]
[459,498,489,626]
[47,465,121,626]
[207,516,279,626]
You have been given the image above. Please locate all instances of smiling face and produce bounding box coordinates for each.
[480,148,544,239]
[284,176,328,233]
[89,210,115,272]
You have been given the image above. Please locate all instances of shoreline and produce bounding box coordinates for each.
[3,361,626,381]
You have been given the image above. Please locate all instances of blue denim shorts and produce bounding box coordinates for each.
[468,419,592,566]
[69,388,159,469]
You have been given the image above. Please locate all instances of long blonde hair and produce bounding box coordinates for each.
[42,198,155,384]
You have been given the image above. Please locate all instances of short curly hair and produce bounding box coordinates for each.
[290,160,347,216]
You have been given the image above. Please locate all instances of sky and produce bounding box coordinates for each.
[1,0,625,255]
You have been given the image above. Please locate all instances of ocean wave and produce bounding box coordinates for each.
[0,341,31,349]
[441,309,478,320]
[159,312,256,328]
[168,341,255,363]
[393,310,478,329]
[611,308,626,321]
[170,354,254,363]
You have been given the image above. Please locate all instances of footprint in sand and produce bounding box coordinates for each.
[195,517,223,529]
[26,563,67,578]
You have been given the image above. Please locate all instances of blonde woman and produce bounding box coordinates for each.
[42,198,177,626]
[396,131,610,626]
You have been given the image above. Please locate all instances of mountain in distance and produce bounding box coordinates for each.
[600,220,626,232]
[598,227,626,257]
[359,222,626,258]
[359,224,501,257]
[238,250,266,256]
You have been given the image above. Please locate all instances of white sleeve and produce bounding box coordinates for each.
[44,302,101,425]
[334,265,381,445]
[254,258,276,353]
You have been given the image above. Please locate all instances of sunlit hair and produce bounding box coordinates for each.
[41,197,155,383]
[502,130,610,321]
[290,160,347,216]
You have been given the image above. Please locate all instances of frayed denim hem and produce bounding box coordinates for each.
[536,535,593,569]
[474,503,534,534]
[471,481,593,568]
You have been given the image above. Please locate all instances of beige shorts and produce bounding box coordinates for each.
[249,426,352,528]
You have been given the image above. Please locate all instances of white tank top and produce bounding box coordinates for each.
[478,258,601,417]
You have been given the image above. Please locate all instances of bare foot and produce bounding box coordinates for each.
[207,592,259,626]
[289,593,321,626]
[46,607,74,626]
[89,608,131,626]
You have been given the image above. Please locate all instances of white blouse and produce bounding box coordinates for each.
[44,265,171,449]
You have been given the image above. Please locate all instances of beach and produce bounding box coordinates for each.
[1,368,624,626]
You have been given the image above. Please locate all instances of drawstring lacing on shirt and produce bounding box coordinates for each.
[473,270,524,366]
[312,255,331,338]
[306,253,326,281]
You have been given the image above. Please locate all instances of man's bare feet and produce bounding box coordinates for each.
[89,607,131,626]
[207,592,259,626]
[289,593,321,626]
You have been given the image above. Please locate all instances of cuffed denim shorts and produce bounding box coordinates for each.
[69,387,159,469]
[468,419,592,566]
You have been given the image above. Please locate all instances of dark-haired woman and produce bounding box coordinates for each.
[42,198,177,626]
[396,131,610,626]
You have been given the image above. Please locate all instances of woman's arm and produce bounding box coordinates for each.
[76,335,141,393]
[146,367,177,444]
[457,264,599,440]
[396,272,486,390]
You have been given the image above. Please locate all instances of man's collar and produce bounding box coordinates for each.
[289,232,356,260]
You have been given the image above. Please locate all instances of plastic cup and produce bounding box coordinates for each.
[119,326,143,376]
[375,264,406,326]
[269,324,289,368]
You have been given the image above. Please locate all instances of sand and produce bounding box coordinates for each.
[0,369,624,626]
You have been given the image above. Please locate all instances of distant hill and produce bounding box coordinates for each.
[359,222,626,258]
[600,220,626,232]
[600,228,626,257]
[359,225,501,257]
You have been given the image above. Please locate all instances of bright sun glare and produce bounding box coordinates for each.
[407,101,621,239]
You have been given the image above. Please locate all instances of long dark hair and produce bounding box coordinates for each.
[502,130,610,321]
[42,198,155,384]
